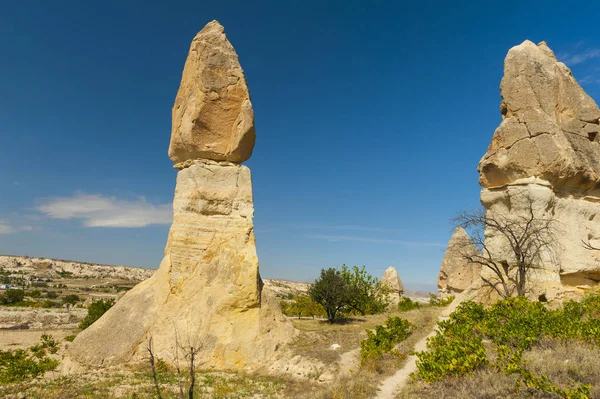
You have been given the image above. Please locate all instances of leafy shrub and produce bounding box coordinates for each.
[42,300,59,308]
[64,334,76,342]
[360,317,413,362]
[283,295,325,319]
[415,294,600,397]
[428,293,455,307]
[398,297,421,312]
[45,291,58,299]
[28,290,41,298]
[79,299,114,329]
[416,301,487,382]
[0,334,59,383]
[0,289,25,305]
[61,294,80,305]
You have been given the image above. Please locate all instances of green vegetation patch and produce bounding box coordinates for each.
[414,294,600,398]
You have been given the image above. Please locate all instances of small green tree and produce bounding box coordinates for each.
[61,294,80,306]
[79,299,114,329]
[341,265,390,315]
[292,295,324,319]
[310,268,352,324]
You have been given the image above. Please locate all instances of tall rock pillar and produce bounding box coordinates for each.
[65,21,294,370]
[474,41,600,303]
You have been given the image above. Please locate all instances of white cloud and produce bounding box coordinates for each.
[561,48,600,65]
[37,193,172,228]
[0,221,16,234]
[313,234,445,247]
[0,220,35,234]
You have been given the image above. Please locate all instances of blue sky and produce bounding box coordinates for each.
[2,1,600,291]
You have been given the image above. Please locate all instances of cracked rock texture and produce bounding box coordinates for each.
[458,41,600,304]
[169,20,256,165]
[65,21,293,371]
[478,40,600,192]
[438,227,481,295]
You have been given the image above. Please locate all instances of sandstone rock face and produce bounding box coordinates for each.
[381,266,404,305]
[438,227,481,295]
[468,41,600,303]
[67,161,294,369]
[65,21,293,371]
[169,21,256,165]
[478,40,600,193]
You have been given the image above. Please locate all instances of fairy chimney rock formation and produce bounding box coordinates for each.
[169,20,256,166]
[438,227,481,295]
[65,21,294,371]
[472,40,600,303]
[381,266,404,305]
[479,40,600,191]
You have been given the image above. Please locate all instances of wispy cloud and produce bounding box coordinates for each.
[579,75,600,85]
[561,48,600,66]
[313,234,445,247]
[300,224,403,233]
[0,220,35,234]
[0,221,15,234]
[255,223,404,234]
[37,193,172,228]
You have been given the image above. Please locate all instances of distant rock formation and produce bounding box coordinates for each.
[0,255,154,282]
[381,266,404,305]
[437,227,481,295]
[65,20,294,371]
[464,40,600,303]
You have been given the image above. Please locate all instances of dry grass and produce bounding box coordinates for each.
[397,339,600,399]
[299,306,442,399]
[289,306,440,365]
[0,366,316,399]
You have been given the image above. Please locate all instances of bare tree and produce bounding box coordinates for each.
[146,337,163,399]
[172,327,207,399]
[582,239,600,251]
[453,195,558,299]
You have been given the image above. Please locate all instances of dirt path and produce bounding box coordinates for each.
[374,314,450,399]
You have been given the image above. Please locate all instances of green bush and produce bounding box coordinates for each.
[0,289,25,305]
[0,334,59,383]
[42,300,59,308]
[64,334,76,342]
[414,295,600,397]
[398,297,421,312]
[360,317,413,362]
[61,294,80,306]
[428,293,455,307]
[28,290,41,299]
[45,291,58,299]
[284,295,325,319]
[79,299,114,329]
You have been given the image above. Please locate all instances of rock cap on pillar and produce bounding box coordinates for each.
[478,40,600,193]
[169,20,256,167]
